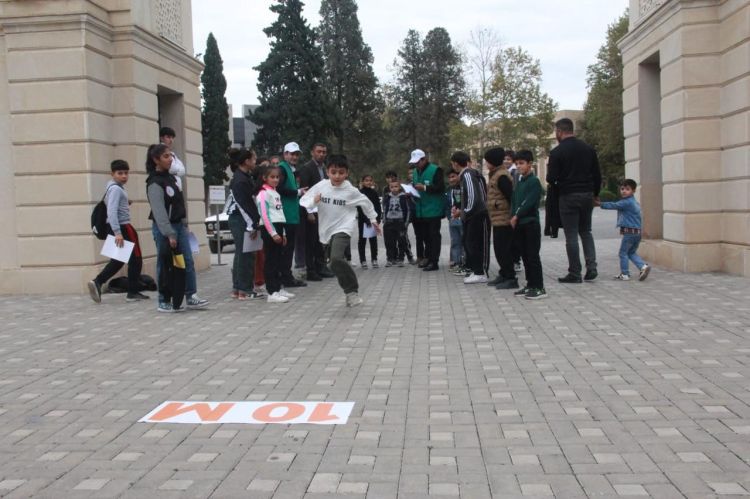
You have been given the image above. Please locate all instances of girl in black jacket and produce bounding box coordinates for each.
[357,175,382,268]
[228,148,261,299]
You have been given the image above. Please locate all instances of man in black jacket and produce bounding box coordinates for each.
[546,118,601,283]
[297,143,333,280]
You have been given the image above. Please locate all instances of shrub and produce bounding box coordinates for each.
[598,189,618,202]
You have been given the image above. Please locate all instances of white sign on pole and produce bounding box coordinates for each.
[209,185,226,205]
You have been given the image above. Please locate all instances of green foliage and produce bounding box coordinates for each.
[251,0,333,156]
[318,0,384,169]
[581,11,629,185]
[489,47,557,157]
[388,28,465,167]
[598,189,619,202]
[201,33,231,186]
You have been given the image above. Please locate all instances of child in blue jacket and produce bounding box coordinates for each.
[597,179,651,281]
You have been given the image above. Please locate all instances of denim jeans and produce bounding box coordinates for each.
[152,222,196,302]
[619,233,645,275]
[449,223,464,265]
[559,192,597,277]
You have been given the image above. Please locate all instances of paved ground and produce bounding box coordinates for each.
[2,210,750,498]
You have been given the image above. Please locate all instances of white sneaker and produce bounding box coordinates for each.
[639,264,651,281]
[464,273,488,284]
[253,285,268,297]
[279,289,295,299]
[267,292,289,303]
[346,292,364,308]
[613,273,630,281]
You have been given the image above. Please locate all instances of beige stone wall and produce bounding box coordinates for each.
[620,0,750,277]
[0,0,207,294]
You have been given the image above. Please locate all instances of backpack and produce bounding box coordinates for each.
[91,184,120,240]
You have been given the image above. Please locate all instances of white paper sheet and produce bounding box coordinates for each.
[362,224,377,239]
[101,235,134,263]
[402,183,421,198]
[243,231,263,253]
[188,232,200,254]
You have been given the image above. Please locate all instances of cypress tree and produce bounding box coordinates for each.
[251,0,332,155]
[318,0,383,167]
[390,30,425,154]
[201,33,231,186]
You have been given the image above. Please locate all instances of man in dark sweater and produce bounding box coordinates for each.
[297,143,333,281]
[546,118,602,283]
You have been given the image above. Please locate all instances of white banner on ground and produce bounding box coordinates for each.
[139,401,354,425]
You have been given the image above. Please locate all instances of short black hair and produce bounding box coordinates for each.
[385,170,398,178]
[555,118,575,134]
[312,143,327,150]
[327,154,349,170]
[450,151,471,167]
[621,179,637,191]
[159,126,176,138]
[504,149,515,160]
[515,150,534,163]
[111,159,129,172]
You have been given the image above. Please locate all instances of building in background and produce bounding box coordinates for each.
[0,0,208,294]
[620,0,750,277]
[231,105,260,149]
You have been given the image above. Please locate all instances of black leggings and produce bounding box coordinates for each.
[357,217,378,262]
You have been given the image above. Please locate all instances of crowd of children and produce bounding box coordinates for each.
[89,135,651,311]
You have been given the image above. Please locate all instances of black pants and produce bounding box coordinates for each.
[384,220,407,262]
[416,217,442,265]
[304,214,325,273]
[95,223,143,294]
[158,237,185,309]
[279,223,297,282]
[357,217,378,262]
[413,219,427,259]
[463,214,490,275]
[262,223,286,294]
[492,225,516,280]
[559,192,597,277]
[515,220,543,289]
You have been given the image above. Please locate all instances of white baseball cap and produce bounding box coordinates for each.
[408,149,426,164]
[283,142,301,153]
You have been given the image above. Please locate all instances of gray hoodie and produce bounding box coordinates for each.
[104,180,129,235]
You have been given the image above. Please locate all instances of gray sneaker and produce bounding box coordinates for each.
[87,280,101,304]
[186,294,209,309]
[157,302,173,313]
[345,292,363,308]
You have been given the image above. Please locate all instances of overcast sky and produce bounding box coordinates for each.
[192,0,629,117]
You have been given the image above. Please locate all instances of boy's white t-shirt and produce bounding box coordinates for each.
[300,179,378,244]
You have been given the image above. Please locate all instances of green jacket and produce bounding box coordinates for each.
[278,160,300,224]
[412,163,444,218]
[510,173,542,226]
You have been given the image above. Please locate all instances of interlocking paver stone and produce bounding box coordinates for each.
[2,215,750,497]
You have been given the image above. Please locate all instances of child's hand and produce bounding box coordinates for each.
[249,230,259,240]
[114,234,124,248]
[373,223,382,236]
[314,193,322,203]
[169,236,177,249]
[282,236,288,246]
[272,234,282,244]
[510,216,518,229]
[593,197,601,207]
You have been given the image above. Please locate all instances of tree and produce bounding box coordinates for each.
[489,46,557,156]
[389,29,424,154]
[465,27,502,155]
[581,12,629,187]
[201,33,231,186]
[318,0,383,167]
[251,0,332,155]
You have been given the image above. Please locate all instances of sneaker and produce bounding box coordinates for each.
[173,305,186,313]
[422,263,439,272]
[417,258,429,268]
[514,287,529,296]
[639,264,651,281]
[584,270,598,281]
[126,292,150,302]
[525,288,548,300]
[464,273,488,284]
[514,262,522,272]
[557,274,583,284]
[87,280,101,304]
[452,266,468,276]
[186,294,209,309]
[306,271,323,281]
[253,285,268,298]
[346,292,364,308]
[279,289,295,299]
[360,261,368,269]
[282,278,307,287]
[318,267,335,278]
[397,260,405,267]
[495,279,519,290]
[385,260,393,267]
[487,275,505,286]
[407,256,417,265]
[614,273,630,281]
[157,302,173,313]
[237,291,250,300]
[267,292,289,303]
[231,290,240,299]
[371,261,379,269]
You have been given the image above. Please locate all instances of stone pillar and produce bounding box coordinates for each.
[0,0,208,294]
[620,0,750,277]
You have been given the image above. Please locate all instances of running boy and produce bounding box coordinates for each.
[88,160,146,303]
[597,179,651,281]
[510,150,546,299]
[300,155,381,307]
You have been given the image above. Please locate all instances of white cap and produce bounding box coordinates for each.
[408,149,426,164]
[283,142,301,153]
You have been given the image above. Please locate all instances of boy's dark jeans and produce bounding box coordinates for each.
[327,233,358,294]
[95,223,142,294]
[515,220,544,289]
[384,220,406,261]
[559,192,597,277]
[492,224,516,280]
[228,212,256,293]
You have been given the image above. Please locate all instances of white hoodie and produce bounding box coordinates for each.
[300,179,377,244]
